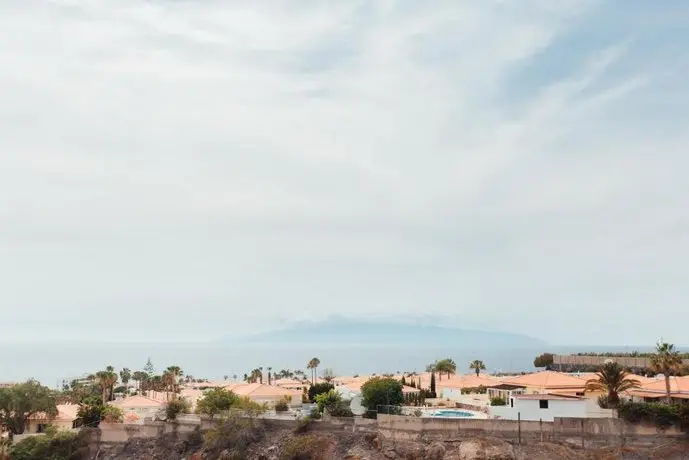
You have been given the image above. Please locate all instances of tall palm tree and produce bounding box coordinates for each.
[267,367,272,385]
[650,342,683,403]
[307,358,321,385]
[165,366,184,400]
[585,361,640,407]
[232,374,237,381]
[95,367,118,404]
[258,367,264,384]
[434,359,457,380]
[469,360,486,377]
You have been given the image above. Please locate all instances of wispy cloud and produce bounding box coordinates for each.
[0,0,687,345]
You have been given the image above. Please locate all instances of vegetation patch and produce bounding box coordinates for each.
[617,402,689,431]
[280,434,332,460]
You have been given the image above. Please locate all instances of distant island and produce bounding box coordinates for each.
[227,316,548,349]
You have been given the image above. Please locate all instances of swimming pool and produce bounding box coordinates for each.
[428,409,475,418]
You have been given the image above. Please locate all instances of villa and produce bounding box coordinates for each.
[223,383,302,408]
[26,404,81,433]
[625,376,689,403]
[489,393,613,422]
[110,395,165,423]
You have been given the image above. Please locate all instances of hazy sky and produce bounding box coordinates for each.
[1,0,688,345]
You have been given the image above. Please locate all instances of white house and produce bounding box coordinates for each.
[489,394,613,422]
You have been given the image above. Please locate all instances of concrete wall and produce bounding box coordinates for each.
[376,414,686,448]
[491,399,589,422]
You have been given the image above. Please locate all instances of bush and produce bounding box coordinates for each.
[360,377,404,418]
[11,429,90,460]
[274,396,290,412]
[203,414,265,459]
[308,383,334,402]
[102,404,124,423]
[597,395,611,409]
[617,402,689,430]
[281,434,331,460]
[490,397,506,406]
[295,416,314,433]
[196,388,240,416]
[166,398,191,420]
[461,386,487,395]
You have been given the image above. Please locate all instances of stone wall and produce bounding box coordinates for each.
[376,414,686,448]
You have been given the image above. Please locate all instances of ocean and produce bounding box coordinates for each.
[0,342,646,388]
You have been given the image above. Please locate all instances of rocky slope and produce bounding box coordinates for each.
[96,426,689,460]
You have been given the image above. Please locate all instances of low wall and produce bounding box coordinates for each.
[376,415,686,448]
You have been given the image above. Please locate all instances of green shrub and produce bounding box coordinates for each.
[280,434,330,460]
[597,395,611,409]
[295,416,314,433]
[11,429,90,460]
[308,383,334,402]
[166,398,191,420]
[490,397,506,406]
[274,396,290,412]
[461,386,487,395]
[203,414,265,459]
[617,402,689,430]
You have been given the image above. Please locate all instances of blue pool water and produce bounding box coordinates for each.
[429,409,475,418]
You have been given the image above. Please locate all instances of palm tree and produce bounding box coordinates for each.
[267,367,272,385]
[585,361,640,407]
[232,374,237,381]
[650,341,683,403]
[433,359,457,380]
[165,366,184,400]
[307,358,321,385]
[95,367,118,404]
[469,360,486,377]
[223,375,229,381]
[258,367,264,384]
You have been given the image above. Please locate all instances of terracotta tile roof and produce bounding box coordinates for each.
[437,374,501,389]
[224,383,300,397]
[110,395,164,408]
[29,404,80,421]
[504,371,587,389]
[625,376,689,399]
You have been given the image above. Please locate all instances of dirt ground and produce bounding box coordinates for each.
[96,425,689,460]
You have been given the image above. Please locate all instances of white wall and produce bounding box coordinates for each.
[490,399,588,422]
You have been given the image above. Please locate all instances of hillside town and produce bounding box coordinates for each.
[1,341,688,458]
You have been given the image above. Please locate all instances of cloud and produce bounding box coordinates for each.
[0,0,687,345]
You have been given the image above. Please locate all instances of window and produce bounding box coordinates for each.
[539,400,549,409]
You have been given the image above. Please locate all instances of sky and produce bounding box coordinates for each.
[1,0,688,346]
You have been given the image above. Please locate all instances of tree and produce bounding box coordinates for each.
[401,376,406,386]
[132,371,148,394]
[10,425,89,459]
[430,372,436,397]
[585,361,640,407]
[314,389,351,416]
[650,341,683,403]
[196,388,240,416]
[322,368,336,383]
[144,358,155,377]
[533,353,554,369]
[223,375,229,381]
[95,367,118,404]
[307,358,321,385]
[469,360,486,377]
[119,368,131,392]
[0,380,58,434]
[308,383,334,402]
[164,366,184,398]
[360,377,404,418]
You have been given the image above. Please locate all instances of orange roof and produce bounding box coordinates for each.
[224,383,300,397]
[110,395,164,409]
[504,371,586,389]
[29,404,80,421]
[437,374,501,389]
[626,376,689,399]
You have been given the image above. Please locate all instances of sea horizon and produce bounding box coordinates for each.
[0,342,662,389]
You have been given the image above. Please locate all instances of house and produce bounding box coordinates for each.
[501,371,589,397]
[109,395,165,423]
[486,383,527,403]
[25,404,81,433]
[437,374,501,402]
[224,383,302,408]
[489,393,613,421]
[274,378,308,392]
[625,376,689,403]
